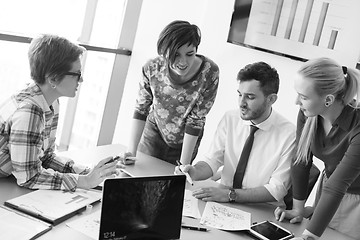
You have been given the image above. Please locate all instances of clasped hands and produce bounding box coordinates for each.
[174,163,229,202]
[274,205,314,223]
[274,206,316,240]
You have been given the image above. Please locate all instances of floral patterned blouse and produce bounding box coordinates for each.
[134,55,219,147]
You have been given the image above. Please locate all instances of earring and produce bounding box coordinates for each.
[325,102,330,107]
[51,85,56,89]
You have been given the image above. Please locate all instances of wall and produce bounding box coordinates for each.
[113,0,303,159]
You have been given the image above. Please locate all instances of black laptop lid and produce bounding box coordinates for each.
[99,175,186,240]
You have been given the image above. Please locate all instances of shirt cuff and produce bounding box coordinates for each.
[61,173,79,191]
[264,183,287,202]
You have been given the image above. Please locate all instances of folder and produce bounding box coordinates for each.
[4,188,102,225]
[0,205,52,240]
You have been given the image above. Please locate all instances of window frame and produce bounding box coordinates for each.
[0,0,143,150]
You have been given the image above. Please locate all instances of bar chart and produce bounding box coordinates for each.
[269,0,331,47]
[229,0,360,67]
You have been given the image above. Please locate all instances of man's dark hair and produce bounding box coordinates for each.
[237,62,279,96]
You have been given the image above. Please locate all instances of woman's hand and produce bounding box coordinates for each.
[117,151,136,165]
[274,206,304,223]
[78,156,119,189]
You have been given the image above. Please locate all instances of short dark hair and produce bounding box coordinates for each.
[28,34,85,84]
[237,62,279,96]
[157,20,201,65]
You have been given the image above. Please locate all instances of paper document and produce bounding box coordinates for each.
[0,206,52,240]
[182,189,201,219]
[200,202,251,231]
[5,188,102,225]
[66,210,101,240]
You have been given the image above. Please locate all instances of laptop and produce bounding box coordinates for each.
[99,175,186,240]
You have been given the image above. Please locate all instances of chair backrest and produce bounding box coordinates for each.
[284,164,320,209]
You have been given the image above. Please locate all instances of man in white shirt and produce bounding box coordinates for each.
[176,62,295,204]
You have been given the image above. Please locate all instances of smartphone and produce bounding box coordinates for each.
[248,221,293,240]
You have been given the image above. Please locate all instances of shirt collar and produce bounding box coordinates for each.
[243,108,275,132]
[23,83,54,118]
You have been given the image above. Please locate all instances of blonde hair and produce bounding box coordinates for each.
[295,57,360,165]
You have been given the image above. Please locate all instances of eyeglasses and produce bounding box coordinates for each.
[65,72,82,81]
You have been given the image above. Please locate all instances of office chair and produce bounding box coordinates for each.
[284,164,320,210]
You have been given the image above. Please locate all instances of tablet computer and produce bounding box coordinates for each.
[249,221,293,240]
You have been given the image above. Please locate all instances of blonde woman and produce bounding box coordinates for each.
[274,57,360,240]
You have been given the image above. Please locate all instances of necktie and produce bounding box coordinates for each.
[233,125,259,188]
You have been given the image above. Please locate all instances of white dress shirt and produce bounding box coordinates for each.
[203,109,295,201]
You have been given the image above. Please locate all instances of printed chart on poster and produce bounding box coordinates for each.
[228,0,360,67]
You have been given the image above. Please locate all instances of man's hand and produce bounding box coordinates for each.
[192,187,229,202]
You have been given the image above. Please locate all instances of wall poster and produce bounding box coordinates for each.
[228,0,360,67]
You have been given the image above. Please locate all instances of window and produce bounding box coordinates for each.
[0,0,141,151]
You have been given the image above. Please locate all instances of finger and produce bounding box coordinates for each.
[191,191,201,197]
[275,207,285,219]
[121,152,133,161]
[102,161,118,170]
[182,164,192,172]
[174,166,183,175]
[193,194,202,200]
[193,191,209,200]
[124,157,136,165]
[274,207,283,218]
[289,216,302,224]
[279,211,286,222]
[192,192,207,199]
[192,188,204,195]
[179,165,186,172]
[98,156,114,166]
[106,172,118,179]
[116,162,126,168]
[100,166,118,177]
[201,197,211,202]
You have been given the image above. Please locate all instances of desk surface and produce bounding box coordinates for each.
[0,144,352,240]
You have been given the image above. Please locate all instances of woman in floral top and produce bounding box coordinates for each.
[127,20,219,165]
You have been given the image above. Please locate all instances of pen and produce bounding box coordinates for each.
[105,156,119,164]
[176,160,194,186]
[181,225,208,232]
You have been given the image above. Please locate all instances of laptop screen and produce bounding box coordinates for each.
[99,175,186,240]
